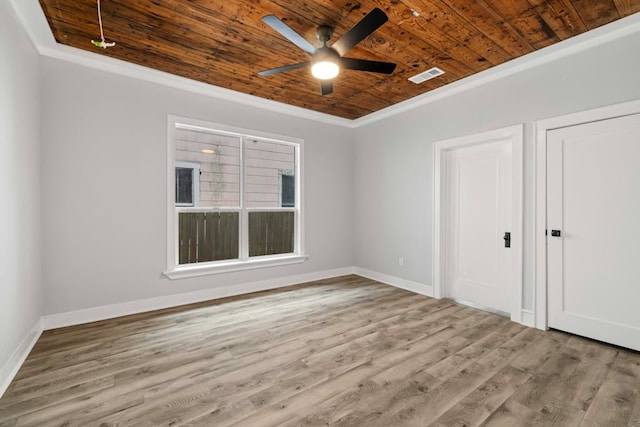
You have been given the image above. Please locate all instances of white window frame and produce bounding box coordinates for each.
[175,161,200,207]
[164,115,307,280]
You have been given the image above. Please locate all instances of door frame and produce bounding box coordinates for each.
[533,99,640,330]
[433,124,524,324]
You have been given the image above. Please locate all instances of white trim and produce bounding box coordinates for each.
[245,207,296,212]
[167,117,178,271]
[7,0,640,127]
[42,266,352,330]
[171,116,304,146]
[6,1,352,128]
[533,121,547,331]
[1,264,537,396]
[512,127,525,324]
[521,309,535,328]
[25,268,439,333]
[533,99,640,330]
[353,13,640,127]
[0,320,43,398]
[164,254,309,279]
[294,141,304,257]
[433,124,525,324]
[353,267,434,298]
[167,115,305,277]
[6,267,430,394]
[240,136,248,261]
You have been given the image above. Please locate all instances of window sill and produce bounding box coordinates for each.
[163,254,309,280]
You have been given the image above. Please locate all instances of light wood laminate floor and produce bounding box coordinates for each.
[1,275,639,426]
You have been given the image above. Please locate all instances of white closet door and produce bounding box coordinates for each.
[547,113,640,351]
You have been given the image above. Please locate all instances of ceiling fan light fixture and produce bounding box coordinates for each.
[259,8,396,93]
[311,60,339,80]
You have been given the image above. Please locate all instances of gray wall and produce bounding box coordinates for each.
[40,57,353,315]
[8,5,640,332]
[0,1,42,371]
[353,31,640,310]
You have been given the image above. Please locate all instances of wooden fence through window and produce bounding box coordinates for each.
[178,211,294,264]
[178,212,238,264]
[248,211,294,257]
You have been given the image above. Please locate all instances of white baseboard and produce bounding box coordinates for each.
[1,266,525,398]
[353,267,434,297]
[4,266,429,398]
[41,266,437,331]
[354,268,538,330]
[0,319,43,398]
[41,267,354,330]
[521,309,535,328]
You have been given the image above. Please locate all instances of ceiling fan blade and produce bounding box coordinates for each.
[321,80,333,96]
[332,8,388,56]
[257,62,311,76]
[340,57,396,74]
[262,15,317,55]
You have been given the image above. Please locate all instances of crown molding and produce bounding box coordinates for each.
[7,0,354,128]
[352,12,640,127]
[39,42,355,128]
[8,0,640,129]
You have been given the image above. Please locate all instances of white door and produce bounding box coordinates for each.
[445,140,513,315]
[547,113,640,351]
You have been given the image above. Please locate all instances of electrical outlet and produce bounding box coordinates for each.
[399,257,404,267]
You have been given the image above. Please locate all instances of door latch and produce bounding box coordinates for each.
[551,229,561,237]
[503,232,511,248]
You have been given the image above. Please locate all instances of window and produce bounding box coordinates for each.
[280,171,295,208]
[165,116,306,278]
[175,161,200,207]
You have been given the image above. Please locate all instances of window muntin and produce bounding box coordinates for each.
[167,117,303,275]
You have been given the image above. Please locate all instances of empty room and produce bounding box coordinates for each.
[2,0,640,425]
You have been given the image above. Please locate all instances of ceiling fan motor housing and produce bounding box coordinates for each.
[313,46,340,63]
[316,25,333,43]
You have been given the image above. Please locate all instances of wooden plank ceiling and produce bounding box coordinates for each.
[39,0,640,120]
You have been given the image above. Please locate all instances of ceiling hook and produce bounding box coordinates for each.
[91,0,116,49]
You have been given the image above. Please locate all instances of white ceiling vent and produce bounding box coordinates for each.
[408,67,445,84]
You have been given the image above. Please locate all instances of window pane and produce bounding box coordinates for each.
[281,174,295,207]
[176,167,193,205]
[178,212,239,264]
[248,211,294,257]
[175,128,240,208]
[245,139,296,208]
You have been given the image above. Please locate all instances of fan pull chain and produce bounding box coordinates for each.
[91,0,116,49]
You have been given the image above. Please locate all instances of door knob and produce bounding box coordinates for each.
[551,229,561,237]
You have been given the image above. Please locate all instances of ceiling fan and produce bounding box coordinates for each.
[258,8,397,96]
